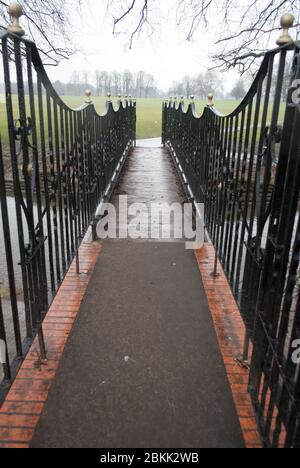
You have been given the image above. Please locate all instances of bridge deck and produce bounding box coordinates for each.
[30,143,245,448]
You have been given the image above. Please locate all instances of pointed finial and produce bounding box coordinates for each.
[207,93,214,107]
[7,2,25,36]
[107,92,112,102]
[276,13,295,46]
[85,89,92,104]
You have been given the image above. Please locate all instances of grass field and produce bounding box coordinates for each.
[0,96,286,144]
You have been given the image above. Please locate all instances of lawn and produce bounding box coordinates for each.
[0,95,161,143]
[52,97,286,141]
[0,96,286,144]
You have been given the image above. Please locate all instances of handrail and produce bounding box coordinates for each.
[163,14,300,448]
[0,4,136,402]
[166,42,297,122]
[1,28,135,119]
[10,31,135,117]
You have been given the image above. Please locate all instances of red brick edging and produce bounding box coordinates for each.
[195,243,262,449]
[0,241,102,448]
[0,240,261,449]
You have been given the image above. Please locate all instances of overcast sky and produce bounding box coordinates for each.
[46,0,242,93]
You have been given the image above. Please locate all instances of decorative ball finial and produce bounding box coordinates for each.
[190,95,195,102]
[27,163,33,177]
[107,92,112,102]
[276,13,295,46]
[7,2,25,36]
[207,93,214,107]
[85,89,92,104]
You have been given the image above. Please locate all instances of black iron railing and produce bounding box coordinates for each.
[163,34,300,447]
[0,26,136,399]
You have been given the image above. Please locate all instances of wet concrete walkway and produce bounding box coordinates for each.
[30,143,245,448]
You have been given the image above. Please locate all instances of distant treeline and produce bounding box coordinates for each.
[0,64,291,101]
[0,69,165,98]
[169,66,291,100]
[93,70,163,98]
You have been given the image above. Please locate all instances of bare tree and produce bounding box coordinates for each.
[144,72,155,97]
[182,75,191,99]
[122,70,133,95]
[95,71,102,96]
[194,70,222,98]
[111,70,122,95]
[169,80,184,97]
[0,0,79,65]
[171,70,223,98]
[135,70,146,97]
[107,0,300,73]
[97,70,110,95]
[93,69,160,97]
[231,79,247,100]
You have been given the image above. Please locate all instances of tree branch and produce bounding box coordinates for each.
[107,0,300,72]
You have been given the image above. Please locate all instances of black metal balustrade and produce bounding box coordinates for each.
[163,15,300,449]
[0,7,136,401]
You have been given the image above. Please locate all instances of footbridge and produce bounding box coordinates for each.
[0,7,300,449]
